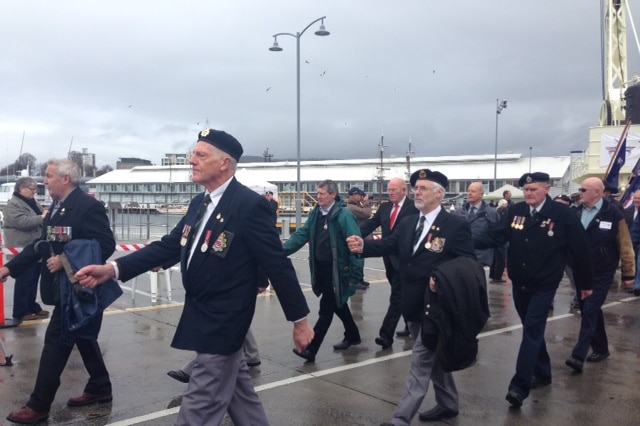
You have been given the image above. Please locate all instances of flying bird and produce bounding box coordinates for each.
[266,87,271,92]
[320,70,326,76]
[128,104,133,108]
[305,60,310,64]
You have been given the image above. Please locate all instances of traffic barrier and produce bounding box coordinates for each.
[0,233,20,331]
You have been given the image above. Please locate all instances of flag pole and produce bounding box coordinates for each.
[604,119,632,181]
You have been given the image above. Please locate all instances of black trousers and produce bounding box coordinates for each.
[378,257,405,341]
[27,306,112,411]
[307,261,360,354]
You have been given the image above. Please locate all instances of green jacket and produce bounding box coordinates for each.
[283,200,363,306]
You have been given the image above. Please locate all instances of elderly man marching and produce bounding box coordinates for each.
[565,177,635,372]
[475,172,594,408]
[348,169,476,425]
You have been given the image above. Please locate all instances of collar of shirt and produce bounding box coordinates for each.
[581,198,603,229]
[413,205,441,252]
[470,202,482,210]
[530,199,546,214]
[320,202,335,216]
[188,176,234,266]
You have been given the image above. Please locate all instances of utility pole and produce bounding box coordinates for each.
[376,135,389,200]
[405,138,414,182]
[263,148,274,162]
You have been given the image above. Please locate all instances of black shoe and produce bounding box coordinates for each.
[530,376,552,389]
[635,289,640,297]
[586,352,610,362]
[375,336,392,349]
[565,356,584,372]
[505,390,523,407]
[490,279,506,283]
[395,329,410,338]
[246,360,261,367]
[167,370,190,383]
[292,348,315,362]
[333,339,361,350]
[418,405,458,422]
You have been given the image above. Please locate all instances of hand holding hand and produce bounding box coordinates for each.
[346,235,364,253]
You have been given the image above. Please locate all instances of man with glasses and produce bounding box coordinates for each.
[565,177,635,373]
[348,169,475,425]
[477,172,593,408]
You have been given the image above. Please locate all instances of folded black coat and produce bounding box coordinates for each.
[425,256,490,372]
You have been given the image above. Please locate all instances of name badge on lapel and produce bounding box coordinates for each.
[210,231,234,258]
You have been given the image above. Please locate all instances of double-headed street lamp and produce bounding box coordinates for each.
[493,99,508,191]
[269,16,330,230]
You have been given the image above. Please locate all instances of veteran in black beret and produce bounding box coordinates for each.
[75,129,314,424]
[347,168,481,424]
[475,171,594,408]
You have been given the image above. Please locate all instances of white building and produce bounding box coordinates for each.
[87,153,572,209]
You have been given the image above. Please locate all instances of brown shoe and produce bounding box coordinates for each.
[6,406,49,424]
[67,393,112,407]
[36,310,50,317]
[21,314,40,321]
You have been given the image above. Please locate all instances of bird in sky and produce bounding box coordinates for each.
[266,87,271,92]
[305,59,310,64]
[320,70,326,76]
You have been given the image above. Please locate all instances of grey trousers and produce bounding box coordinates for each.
[387,321,458,426]
[175,349,268,426]
[182,327,261,374]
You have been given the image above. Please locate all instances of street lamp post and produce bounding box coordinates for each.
[269,17,330,230]
[493,99,508,191]
[529,146,533,172]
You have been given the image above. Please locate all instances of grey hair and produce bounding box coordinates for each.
[48,159,81,185]
[15,177,37,192]
[318,179,339,195]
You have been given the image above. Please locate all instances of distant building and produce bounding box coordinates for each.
[161,153,189,166]
[87,153,573,210]
[116,157,153,170]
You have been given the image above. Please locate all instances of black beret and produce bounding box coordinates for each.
[604,184,620,195]
[518,172,550,187]
[266,191,274,195]
[553,194,571,204]
[410,169,448,189]
[197,128,243,162]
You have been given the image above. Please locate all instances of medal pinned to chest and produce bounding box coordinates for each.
[424,225,445,253]
[540,219,555,237]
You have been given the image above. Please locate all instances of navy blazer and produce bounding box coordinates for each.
[116,177,310,355]
[362,209,476,321]
[6,187,115,305]
[360,199,418,271]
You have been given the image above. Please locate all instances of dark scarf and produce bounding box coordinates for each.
[13,191,42,215]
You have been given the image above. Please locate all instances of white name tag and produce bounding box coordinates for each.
[599,221,612,230]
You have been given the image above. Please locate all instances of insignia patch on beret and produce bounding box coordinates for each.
[419,170,427,179]
[526,176,532,183]
[200,128,210,137]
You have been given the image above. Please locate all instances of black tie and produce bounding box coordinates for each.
[469,206,477,218]
[531,208,538,220]
[194,194,211,231]
[412,216,426,248]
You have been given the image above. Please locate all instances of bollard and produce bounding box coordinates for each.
[0,234,20,329]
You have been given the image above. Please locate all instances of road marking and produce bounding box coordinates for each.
[105,303,635,426]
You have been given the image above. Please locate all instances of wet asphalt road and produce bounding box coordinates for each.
[1,247,640,425]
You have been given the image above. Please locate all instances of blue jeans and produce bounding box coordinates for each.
[509,285,557,399]
[571,274,613,359]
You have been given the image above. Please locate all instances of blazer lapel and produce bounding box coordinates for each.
[187,179,238,273]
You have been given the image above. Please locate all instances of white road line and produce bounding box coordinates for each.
[106,305,621,426]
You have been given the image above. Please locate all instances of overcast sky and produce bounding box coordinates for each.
[1,1,635,169]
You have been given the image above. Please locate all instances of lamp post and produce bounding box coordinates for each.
[529,146,532,172]
[269,17,330,230]
[493,99,507,191]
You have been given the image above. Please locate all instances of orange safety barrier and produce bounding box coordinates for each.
[0,233,20,329]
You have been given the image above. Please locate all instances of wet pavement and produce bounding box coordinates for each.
[1,247,640,425]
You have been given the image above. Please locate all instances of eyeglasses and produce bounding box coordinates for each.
[578,188,588,192]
